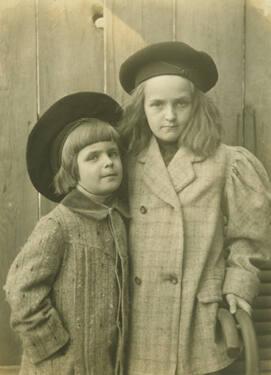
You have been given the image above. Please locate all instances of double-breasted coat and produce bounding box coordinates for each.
[127,137,271,375]
[4,189,129,375]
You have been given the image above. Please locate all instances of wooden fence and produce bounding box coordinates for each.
[0,0,271,370]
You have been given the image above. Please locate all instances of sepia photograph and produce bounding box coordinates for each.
[0,0,271,374]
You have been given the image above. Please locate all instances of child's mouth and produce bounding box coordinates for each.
[102,173,118,178]
[162,125,178,130]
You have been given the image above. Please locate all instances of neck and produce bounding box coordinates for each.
[158,140,178,150]
[76,184,112,205]
[157,139,178,166]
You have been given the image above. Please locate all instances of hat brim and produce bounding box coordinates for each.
[119,41,218,93]
[27,92,122,202]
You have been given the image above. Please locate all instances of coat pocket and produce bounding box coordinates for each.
[197,277,223,304]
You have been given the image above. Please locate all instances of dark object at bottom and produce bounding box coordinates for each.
[218,308,260,375]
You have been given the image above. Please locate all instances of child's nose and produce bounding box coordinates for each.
[164,104,176,121]
[104,154,113,167]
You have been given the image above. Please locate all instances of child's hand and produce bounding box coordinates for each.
[225,293,252,316]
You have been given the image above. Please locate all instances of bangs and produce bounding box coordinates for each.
[60,119,121,166]
[66,118,120,155]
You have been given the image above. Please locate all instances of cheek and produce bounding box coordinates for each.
[144,108,151,124]
[145,111,159,130]
[146,121,158,135]
[79,164,97,182]
[144,105,159,121]
[178,106,193,121]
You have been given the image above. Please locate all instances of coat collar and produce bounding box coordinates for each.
[137,137,205,207]
[61,188,130,221]
[167,146,205,192]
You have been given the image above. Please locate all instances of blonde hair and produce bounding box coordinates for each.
[53,119,121,195]
[118,81,222,157]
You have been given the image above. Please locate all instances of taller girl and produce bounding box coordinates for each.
[119,41,271,375]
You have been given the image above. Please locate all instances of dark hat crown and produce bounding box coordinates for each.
[119,41,218,93]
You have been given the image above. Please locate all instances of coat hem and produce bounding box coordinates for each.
[188,355,236,375]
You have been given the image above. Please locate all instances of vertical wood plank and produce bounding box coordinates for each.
[105,0,175,103]
[245,0,271,176]
[0,0,37,365]
[37,0,104,215]
[176,0,245,146]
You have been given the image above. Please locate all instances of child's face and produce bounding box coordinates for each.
[77,141,123,195]
[144,75,194,143]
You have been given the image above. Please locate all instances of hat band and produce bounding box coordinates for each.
[135,60,195,87]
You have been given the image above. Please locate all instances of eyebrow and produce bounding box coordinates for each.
[84,150,99,159]
[105,146,119,154]
[84,145,119,158]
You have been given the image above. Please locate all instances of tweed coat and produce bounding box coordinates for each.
[127,137,271,375]
[4,189,129,375]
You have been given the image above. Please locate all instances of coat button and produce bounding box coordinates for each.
[134,276,142,285]
[140,205,147,214]
[161,273,179,284]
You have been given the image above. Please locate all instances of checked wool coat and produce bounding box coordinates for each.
[127,136,271,375]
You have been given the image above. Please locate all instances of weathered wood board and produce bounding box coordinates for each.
[104,0,175,102]
[1,0,271,370]
[176,0,245,146]
[37,0,104,215]
[245,0,271,176]
[0,0,38,365]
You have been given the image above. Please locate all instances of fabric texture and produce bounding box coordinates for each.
[4,189,129,375]
[127,137,271,375]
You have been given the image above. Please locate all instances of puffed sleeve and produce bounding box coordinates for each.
[222,146,271,304]
[4,215,70,364]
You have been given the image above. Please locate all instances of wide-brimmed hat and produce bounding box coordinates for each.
[119,41,218,93]
[26,92,122,202]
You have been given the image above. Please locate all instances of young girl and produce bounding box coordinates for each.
[118,41,271,375]
[4,92,129,375]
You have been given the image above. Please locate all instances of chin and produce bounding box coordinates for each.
[161,136,179,143]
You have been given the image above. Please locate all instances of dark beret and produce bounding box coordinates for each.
[26,92,122,202]
[119,41,218,93]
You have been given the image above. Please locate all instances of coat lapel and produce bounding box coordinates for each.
[138,137,180,209]
[167,147,203,193]
[138,138,206,203]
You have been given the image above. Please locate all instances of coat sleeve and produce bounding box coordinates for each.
[4,215,70,364]
[222,146,271,304]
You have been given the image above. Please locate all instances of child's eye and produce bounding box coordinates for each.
[176,100,190,108]
[87,154,98,161]
[149,101,163,108]
[109,150,120,158]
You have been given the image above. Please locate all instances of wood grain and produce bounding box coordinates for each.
[0,0,38,364]
[1,0,271,370]
[104,0,175,103]
[253,309,271,322]
[176,0,245,146]
[37,0,104,215]
[245,0,271,176]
